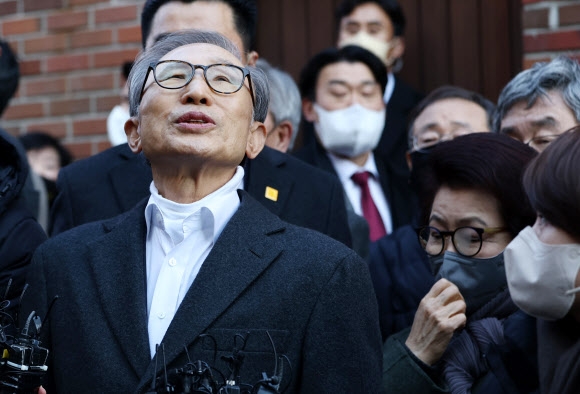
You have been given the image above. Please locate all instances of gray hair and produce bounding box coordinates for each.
[494,56,580,133]
[128,29,269,123]
[255,58,302,150]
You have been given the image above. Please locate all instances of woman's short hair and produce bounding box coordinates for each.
[422,133,537,238]
[523,126,580,238]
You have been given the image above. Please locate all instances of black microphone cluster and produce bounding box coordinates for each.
[0,283,54,394]
[146,331,291,394]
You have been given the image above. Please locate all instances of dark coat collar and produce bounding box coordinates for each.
[85,190,287,387]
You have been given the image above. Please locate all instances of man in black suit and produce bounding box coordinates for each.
[336,0,423,178]
[24,30,382,392]
[295,45,414,257]
[49,0,351,249]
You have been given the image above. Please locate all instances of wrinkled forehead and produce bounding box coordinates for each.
[160,43,242,67]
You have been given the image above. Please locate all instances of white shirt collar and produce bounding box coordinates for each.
[145,166,244,245]
[327,152,379,184]
[383,72,395,104]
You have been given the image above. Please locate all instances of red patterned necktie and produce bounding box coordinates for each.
[351,171,387,241]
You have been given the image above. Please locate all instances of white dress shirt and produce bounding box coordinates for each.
[327,152,393,234]
[383,72,395,105]
[144,166,244,358]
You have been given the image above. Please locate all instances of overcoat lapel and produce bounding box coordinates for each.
[136,192,286,391]
[86,200,151,378]
[108,145,153,212]
[244,147,293,218]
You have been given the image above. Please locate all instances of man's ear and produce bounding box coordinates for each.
[125,117,142,154]
[266,120,293,153]
[302,99,318,123]
[246,121,267,159]
[246,50,259,66]
[389,36,405,64]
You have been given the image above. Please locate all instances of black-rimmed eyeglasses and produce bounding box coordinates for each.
[416,226,508,257]
[139,60,255,106]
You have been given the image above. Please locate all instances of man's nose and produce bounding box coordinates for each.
[180,70,211,105]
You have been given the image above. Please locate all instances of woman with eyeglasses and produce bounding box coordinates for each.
[382,133,539,393]
[504,126,580,394]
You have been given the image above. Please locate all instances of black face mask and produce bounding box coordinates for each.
[430,251,507,315]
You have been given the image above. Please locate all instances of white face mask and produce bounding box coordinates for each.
[504,226,580,320]
[313,103,385,158]
[338,31,394,67]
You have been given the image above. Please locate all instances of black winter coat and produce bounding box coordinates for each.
[0,129,46,313]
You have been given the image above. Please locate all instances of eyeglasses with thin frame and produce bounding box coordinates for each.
[416,225,508,257]
[139,60,255,107]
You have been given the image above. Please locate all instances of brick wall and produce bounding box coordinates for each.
[523,0,580,69]
[0,0,143,159]
[3,1,580,160]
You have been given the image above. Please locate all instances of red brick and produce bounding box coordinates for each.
[3,103,44,120]
[560,5,580,26]
[524,30,580,53]
[70,30,112,49]
[97,95,121,112]
[0,1,17,17]
[523,8,549,29]
[2,17,40,35]
[25,77,67,97]
[24,0,63,12]
[47,10,88,31]
[522,56,551,70]
[92,48,139,68]
[69,0,108,5]
[118,25,142,44]
[47,54,89,73]
[97,140,112,152]
[65,141,92,160]
[20,60,41,76]
[73,117,107,136]
[95,5,138,24]
[49,98,90,116]
[24,35,67,54]
[69,73,114,92]
[26,122,68,139]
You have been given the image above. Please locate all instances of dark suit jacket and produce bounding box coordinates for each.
[49,144,352,248]
[367,224,434,341]
[375,76,424,179]
[24,191,382,393]
[294,140,415,233]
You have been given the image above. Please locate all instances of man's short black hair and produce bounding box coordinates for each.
[0,39,19,117]
[299,45,387,102]
[335,0,406,37]
[141,0,258,51]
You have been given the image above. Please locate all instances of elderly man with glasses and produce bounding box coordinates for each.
[495,56,580,152]
[23,30,382,393]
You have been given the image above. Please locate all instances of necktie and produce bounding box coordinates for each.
[351,171,386,241]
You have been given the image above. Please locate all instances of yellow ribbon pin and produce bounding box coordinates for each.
[265,186,278,202]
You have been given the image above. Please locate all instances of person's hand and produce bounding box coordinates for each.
[405,278,466,365]
[36,386,46,394]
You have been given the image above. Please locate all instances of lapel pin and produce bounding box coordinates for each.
[265,186,278,202]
